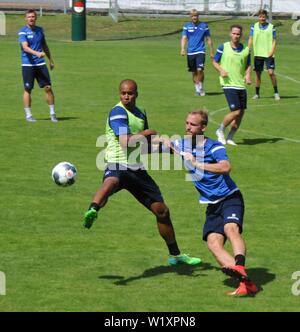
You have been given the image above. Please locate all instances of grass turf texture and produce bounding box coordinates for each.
[0,14,300,311]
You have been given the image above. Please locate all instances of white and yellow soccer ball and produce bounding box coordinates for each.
[52,162,77,186]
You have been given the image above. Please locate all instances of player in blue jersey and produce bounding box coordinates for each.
[18,9,57,122]
[163,109,258,296]
[83,79,201,267]
[181,9,214,96]
[213,25,251,146]
[248,9,280,100]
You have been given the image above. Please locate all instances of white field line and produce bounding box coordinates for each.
[209,105,300,143]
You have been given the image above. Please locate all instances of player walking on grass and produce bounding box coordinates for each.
[181,9,214,96]
[83,79,201,266]
[163,109,258,296]
[18,9,57,122]
[248,10,280,101]
[213,25,251,146]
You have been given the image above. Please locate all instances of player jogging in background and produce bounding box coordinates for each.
[248,9,280,100]
[181,8,214,96]
[18,9,57,122]
[213,24,251,146]
[83,79,201,266]
[163,109,258,296]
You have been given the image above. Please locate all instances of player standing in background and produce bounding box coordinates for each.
[18,9,57,122]
[213,25,251,146]
[181,9,214,96]
[163,110,258,296]
[248,9,280,100]
[83,79,201,267]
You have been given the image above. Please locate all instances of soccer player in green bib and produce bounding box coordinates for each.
[248,9,280,100]
[83,79,201,266]
[213,25,251,146]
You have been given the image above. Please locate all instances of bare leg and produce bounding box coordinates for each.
[44,85,55,105]
[92,177,120,208]
[151,202,176,245]
[23,90,31,108]
[207,233,235,267]
[224,223,246,257]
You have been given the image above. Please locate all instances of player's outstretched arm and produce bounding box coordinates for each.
[119,129,157,148]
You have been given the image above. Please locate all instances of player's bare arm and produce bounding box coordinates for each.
[119,129,157,148]
[21,41,45,58]
[245,65,252,84]
[181,36,187,56]
[42,40,54,70]
[212,60,228,77]
[207,36,214,59]
[182,152,231,174]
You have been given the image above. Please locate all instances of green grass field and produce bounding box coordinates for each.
[0,13,300,312]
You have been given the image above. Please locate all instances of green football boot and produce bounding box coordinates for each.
[83,208,98,229]
[168,254,201,266]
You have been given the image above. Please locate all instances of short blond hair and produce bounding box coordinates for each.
[188,109,208,125]
[190,9,199,16]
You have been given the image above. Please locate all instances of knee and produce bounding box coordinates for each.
[268,70,274,77]
[44,85,52,93]
[224,223,240,239]
[207,237,222,254]
[153,204,170,221]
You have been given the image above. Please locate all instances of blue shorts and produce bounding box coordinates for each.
[103,163,164,209]
[22,65,51,90]
[187,53,205,72]
[254,56,275,72]
[223,88,247,111]
[203,191,244,241]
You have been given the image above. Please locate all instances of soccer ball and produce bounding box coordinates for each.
[52,162,77,186]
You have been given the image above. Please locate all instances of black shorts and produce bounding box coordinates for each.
[22,65,51,90]
[203,191,244,241]
[187,53,205,72]
[223,88,247,111]
[103,163,164,209]
[254,56,275,72]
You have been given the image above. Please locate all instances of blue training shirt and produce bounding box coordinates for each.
[249,23,276,38]
[108,106,149,136]
[182,21,210,55]
[214,43,251,65]
[172,137,238,204]
[18,25,46,66]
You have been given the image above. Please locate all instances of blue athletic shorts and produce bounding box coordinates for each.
[187,53,206,72]
[223,88,247,111]
[22,65,51,90]
[254,56,275,72]
[203,191,244,241]
[102,163,164,209]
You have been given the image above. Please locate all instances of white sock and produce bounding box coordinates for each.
[49,104,55,116]
[24,107,32,118]
[227,128,237,141]
[195,84,200,93]
[218,123,225,132]
[198,82,203,91]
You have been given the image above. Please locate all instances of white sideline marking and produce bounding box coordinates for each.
[275,72,300,85]
[209,106,300,144]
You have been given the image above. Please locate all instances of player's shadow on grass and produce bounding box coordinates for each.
[222,267,276,296]
[99,262,216,286]
[39,116,79,121]
[239,137,283,145]
[205,92,224,96]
